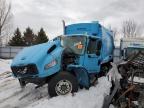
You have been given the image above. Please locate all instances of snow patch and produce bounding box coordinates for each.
[0,59,112,108]
[129,76,144,84]
[0,59,12,74]
[27,77,111,108]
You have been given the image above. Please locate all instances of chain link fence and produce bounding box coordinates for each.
[0,46,25,59]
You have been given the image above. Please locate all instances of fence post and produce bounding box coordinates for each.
[0,46,1,57]
[10,46,11,58]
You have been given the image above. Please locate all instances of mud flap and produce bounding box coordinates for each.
[74,68,90,88]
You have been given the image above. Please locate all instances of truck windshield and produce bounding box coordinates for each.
[61,36,86,55]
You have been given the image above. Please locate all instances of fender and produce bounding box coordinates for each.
[67,64,90,88]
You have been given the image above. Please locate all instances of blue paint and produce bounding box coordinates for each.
[65,22,100,36]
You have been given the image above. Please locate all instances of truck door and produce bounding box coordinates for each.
[83,38,102,73]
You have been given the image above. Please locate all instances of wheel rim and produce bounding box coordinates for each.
[55,79,72,95]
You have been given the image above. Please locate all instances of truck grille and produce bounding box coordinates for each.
[11,64,38,77]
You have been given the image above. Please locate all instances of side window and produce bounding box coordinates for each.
[87,39,102,55]
[96,40,102,56]
[87,39,97,54]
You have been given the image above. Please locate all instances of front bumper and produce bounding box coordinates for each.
[11,64,38,78]
[20,77,47,85]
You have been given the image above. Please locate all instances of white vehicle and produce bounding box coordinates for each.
[120,37,144,60]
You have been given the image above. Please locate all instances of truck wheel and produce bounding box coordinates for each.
[48,72,78,97]
[100,63,112,76]
[18,78,26,88]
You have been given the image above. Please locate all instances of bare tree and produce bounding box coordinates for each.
[122,19,141,37]
[0,0,12,45]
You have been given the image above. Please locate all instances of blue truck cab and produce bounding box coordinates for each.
[11,21,114,97]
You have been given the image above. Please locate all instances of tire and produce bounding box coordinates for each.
[100,63,112,76]
[18,78,26,88]
[48,72,78,97]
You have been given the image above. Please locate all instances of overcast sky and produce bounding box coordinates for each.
[11,0,144,39]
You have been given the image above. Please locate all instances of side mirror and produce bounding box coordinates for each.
[89,37,97,41]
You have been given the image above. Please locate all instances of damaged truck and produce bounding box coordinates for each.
[11,21,114,97]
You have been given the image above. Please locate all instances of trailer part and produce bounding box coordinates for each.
[105,52,144,108]
[102,62,122,108]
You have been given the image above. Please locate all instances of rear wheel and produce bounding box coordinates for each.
[100,62,112,76]
[48,72,78,97]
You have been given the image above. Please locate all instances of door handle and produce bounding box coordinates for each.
[98,59,101,65]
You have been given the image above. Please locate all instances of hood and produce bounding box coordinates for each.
[11,41,56,66]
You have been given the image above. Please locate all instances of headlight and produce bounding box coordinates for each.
[44,60,57,70]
